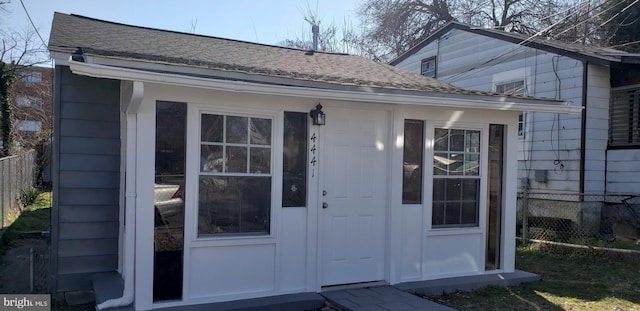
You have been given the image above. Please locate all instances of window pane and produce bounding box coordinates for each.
[432,128,480,228]
[445,202,461,225]
[462,179,479,200]
[464,153,480,176]
[201,114,223,142]
[250,147,271,174]
[226,146,247,173]
[434,128,448,151]
[198,176,271,235]
[250,118,272,145]
[154,101,186,302]
[432,202,445,226]
[466,130,480,152]
[226,116,248,143]
[445,179,461,201]
[433,179,445,201]
[283,112,308,207]
[433,178,479,228]
[433,153,449,175]
[450,129,465,151]
[461,202,478,225]
[403,120,424,204]
[448,153,464,175]
[201,145,223,172]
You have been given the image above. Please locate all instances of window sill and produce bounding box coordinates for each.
[426,227,483,236]
[190,234,276,248]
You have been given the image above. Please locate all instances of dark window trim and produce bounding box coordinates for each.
[609,84,640,147]
[421,56,437,78]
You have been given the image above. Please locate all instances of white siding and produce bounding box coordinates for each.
[396,29,592,193]
[584,64,610,193]
[607,150,640,194]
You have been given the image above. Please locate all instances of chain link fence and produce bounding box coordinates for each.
[517,192,640,250]
[31,245,49,293]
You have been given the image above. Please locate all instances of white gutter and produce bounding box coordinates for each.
[96,81,143,310]
[66,59,582,114]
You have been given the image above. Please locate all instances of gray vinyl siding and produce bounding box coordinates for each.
[607,150,640,193]
[51,65,120,292]
[395,29,590,193]
[583,64,610,193]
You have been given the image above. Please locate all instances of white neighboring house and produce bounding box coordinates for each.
[48,14,578,310]
[392,22,640,197]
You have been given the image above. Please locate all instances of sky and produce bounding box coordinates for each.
[2,0,361,49]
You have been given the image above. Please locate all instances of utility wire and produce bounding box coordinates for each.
[445,0,591,83]
[19,0,47,48]
[548,0,630,41]
[571,0,640,45]
[445,0,624,84]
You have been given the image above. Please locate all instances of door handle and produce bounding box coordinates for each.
[322,202,328,209]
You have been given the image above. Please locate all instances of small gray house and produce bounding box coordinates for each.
[48,13,578,310]
[392,22,640,233]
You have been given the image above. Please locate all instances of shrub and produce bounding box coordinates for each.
[19,187,42,208]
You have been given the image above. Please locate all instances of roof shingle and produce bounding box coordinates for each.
[48,13,503,96]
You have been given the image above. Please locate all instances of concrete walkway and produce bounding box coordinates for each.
[321,286,456,311]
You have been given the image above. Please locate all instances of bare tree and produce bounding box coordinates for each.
[356,0,591,61]
[1,4,49,157]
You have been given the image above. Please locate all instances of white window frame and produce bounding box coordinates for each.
[192,107,278,241]
[429,124,487,230]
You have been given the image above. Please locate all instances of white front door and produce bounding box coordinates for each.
[321,107,389,286]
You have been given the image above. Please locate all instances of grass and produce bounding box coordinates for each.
[0,192,51,247]
[427,243,640,311]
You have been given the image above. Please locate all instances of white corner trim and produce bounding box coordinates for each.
[67,57,582,114]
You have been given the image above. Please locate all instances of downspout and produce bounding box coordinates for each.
[97,81,143,310]
[579,61,588,198]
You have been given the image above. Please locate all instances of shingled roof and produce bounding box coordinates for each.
[49,13,525,98]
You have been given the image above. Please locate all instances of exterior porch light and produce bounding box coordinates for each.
[310,104,325,125]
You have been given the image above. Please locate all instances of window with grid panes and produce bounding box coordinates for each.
[198,114,272,236]
[432,128,481,228]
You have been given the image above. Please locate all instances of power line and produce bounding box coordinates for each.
[19,0,47,48]
[445,0,593,83]
[607,40,640,49]
[445,0,626,84]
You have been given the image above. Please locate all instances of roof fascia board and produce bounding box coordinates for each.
[463,28,618,66]
[67,58,581,114]
[390,22,620,67]
[390,22,459,65]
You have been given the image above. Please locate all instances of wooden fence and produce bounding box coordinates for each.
[0,150,35,228]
